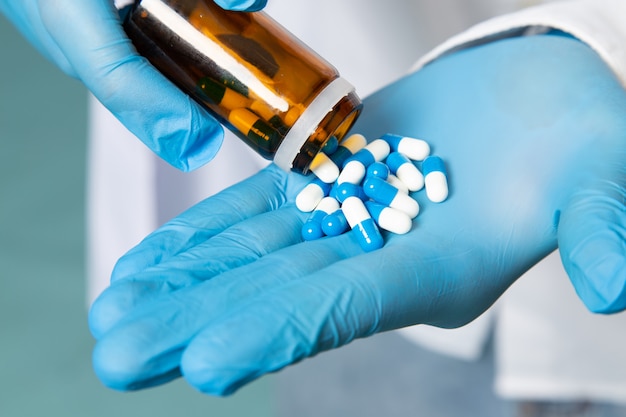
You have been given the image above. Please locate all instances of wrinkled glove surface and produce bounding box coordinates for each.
[89,35,626,395]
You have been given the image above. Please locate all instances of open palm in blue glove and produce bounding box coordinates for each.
[0,0,266,171]
[89,35,626,395]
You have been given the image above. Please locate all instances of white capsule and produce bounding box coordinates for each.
[330,133,367,167]
[386,174,409,195]
[295,178,332,212]
[337,159,366,185]
[309,152,340,183]
[422,155,449,203]
[342,196,384,252]
[315,196,340,215]
[381,133,430,161]
[363,177,420,219]
[386,152,424,192]
[347,138,390,167]
[365,201,413,234]
[341,133,368,153]
[366,139,391,162]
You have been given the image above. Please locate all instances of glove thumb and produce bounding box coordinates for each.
[559,169,626,313]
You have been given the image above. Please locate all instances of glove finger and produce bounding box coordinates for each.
[112,165,299,280]
[39,0,221,171]
[213,0,268,11]
[559,176,626,313]
[0,1,73,73]
[90,204,306,338]
[91,234,360,391]
[178,233,511,396]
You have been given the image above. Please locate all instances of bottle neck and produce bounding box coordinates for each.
[274,77,362,173]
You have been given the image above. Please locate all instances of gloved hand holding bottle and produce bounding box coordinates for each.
[88,34,626,395]
[0,0,266,171]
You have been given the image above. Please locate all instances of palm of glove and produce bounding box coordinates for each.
[89,36,625,395]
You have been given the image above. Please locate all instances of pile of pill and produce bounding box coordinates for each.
[295,133,449,252]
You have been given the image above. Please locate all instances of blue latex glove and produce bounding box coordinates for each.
[89,35,626,394]
[0,0,266,171]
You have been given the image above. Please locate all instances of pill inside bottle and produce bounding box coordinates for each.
[122,0,363,173]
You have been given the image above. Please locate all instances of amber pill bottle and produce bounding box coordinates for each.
[121,0,362,173]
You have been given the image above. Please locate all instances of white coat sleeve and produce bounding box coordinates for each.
[397,0,626,362]
[414,0,626,87]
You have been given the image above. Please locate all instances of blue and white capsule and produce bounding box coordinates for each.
[386,174,409,195]
[366,161,390,180]
[322,209,349,237]
[365,201,413,235]
[329,133,367,167]
[342,196,384,252]
[381,133,430,161]
[322,136,339,155]
[344,138,390,168]
[363,176,420,219]
[301,197,340,241]
[422,155,449,203]
[337,159,366,185]
[386,152,424,192]
[308,152,340,184]
[334,182,367,203]
[295,178,332,212]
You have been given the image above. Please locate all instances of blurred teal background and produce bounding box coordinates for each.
[0,15,273,417]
